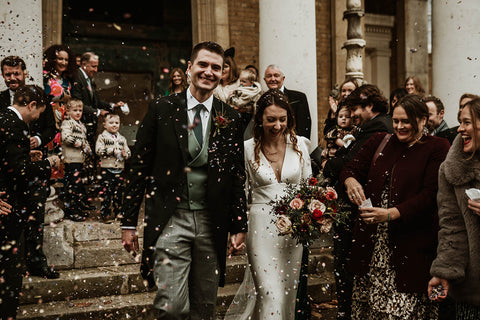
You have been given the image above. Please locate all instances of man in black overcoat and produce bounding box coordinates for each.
[0,85,60,319]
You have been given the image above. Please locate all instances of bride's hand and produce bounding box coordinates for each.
[229,232,246,255]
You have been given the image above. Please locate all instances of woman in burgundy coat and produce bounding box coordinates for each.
[340,94,450,319]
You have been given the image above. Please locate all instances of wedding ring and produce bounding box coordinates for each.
[351,194,355,198]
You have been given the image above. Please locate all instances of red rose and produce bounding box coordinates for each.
[312,209,323,220]
[325,187,338,200]
[308,177,318,186]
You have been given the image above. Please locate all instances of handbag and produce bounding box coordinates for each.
[372,133,392,165]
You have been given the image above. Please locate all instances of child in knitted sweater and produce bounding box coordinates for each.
[95,113,131,222]
[61,99,91,221]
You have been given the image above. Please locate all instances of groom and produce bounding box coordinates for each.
[121,41,248,319]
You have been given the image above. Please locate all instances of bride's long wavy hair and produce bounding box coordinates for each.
[253,89,302,169]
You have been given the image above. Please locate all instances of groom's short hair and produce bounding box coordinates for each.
[190,41,225,64]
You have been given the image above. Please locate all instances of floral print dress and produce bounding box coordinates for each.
[351,175,438,320]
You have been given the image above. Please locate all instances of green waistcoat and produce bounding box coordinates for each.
[177,115,212,210]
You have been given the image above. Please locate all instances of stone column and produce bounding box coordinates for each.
[343,0,365,80]
[396,0,429,91]
[0,0,43,91]
[259,0,318,146]
[432,1,480,126]
[191,0,230,48]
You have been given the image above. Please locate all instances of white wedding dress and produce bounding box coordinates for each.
[225,136,312,320]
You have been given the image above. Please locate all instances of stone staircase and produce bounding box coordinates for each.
[16,192,337,319]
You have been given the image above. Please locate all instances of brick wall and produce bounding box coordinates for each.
[228,0,260,71]
[316,0,332,145]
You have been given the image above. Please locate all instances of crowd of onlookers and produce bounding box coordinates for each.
[1,41,479,320]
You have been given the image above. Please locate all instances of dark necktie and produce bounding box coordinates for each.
[193,104,204,146]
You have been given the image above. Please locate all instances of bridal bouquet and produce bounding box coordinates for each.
[270,177,349,246]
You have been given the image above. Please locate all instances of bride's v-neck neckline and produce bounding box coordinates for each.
[261,147,287,183]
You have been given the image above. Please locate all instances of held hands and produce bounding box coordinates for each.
[30,150,43,162]
[122,229,140,257]
[345,177,366,206]
[229,232,246,255]
[428,277,449,301]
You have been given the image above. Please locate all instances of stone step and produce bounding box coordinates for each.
[19,275,336,320]
[18,291,157,320]
[20,264,148,305]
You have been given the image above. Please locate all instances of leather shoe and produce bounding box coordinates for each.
[29,266,60,279]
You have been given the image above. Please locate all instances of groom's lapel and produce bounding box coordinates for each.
[208,97,222,143]
[173,91,189,164]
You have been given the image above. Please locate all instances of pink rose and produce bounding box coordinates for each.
[308,199,326,214]
[275,216,293,234]
[289,198,304,210]
[326,187,338,200]
[320,218,334,233]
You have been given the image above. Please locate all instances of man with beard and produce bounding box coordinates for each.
[0,56,59,279]
[323,84,393,320]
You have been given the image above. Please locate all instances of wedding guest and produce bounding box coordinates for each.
[263,64,311,139]
[245,64,259,82]
[95,113,131,223]
[225,89,312,319]
[43,44,77,129]
[437,93,479,144]
[389,87,408,116]
[166,67,187,95]
[405,75,425,96]
[227,69,262,139]
[321,102,358,168]
[61,99,91,221]
[325,77,362,135]
[213,47,239,103]
[341,94,449,319]
[323,84,393,320]
[429,97,480,319]
[1,56,59,279]
[0,85,60,319]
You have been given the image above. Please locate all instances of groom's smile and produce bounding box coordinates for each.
[187,49,223,97]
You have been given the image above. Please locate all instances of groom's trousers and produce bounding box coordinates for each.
[152,209,219,320]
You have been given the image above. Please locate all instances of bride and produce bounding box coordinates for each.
[225,89,312,319]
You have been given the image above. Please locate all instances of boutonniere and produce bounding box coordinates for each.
[213,105,232,136]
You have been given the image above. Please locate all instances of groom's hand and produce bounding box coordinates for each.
[229,232,246,255]
[122,229,139,257]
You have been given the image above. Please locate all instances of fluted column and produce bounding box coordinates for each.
[432,1,480,126]
[259,0,318,146]
[191,0,230,48]
[343,0,365,80]
[0,0,43,91]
